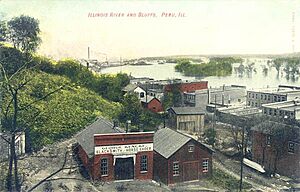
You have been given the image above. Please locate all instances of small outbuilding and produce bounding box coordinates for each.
[141,95,164,113]
[153,128,213,185]
[167,107,205,134]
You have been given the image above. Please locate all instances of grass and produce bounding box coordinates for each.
[209,167,252,191]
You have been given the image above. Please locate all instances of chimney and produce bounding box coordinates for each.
[222,93,225,105]
[207,89,210,104]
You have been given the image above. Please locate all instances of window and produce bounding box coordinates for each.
[261,95,263,99]
[173,161,179,176]
[265,94,267,100]
[266,135,271,146]
[288,142,295,153]
[188,145,194,152]
[140,155,148,172]
[100,158,108,176]
[248,101,250,106]
[203,159,209,172]
[252,93,254,98]
[140,92,145,98]
[256,94,258,99]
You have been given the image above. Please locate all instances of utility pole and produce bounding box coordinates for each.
[292,11,295,53]
[239,119,245,192]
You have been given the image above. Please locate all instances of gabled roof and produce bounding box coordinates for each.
[154,128,213,159]
[75,117,124,158]
[168,107,205,115]
[140,95,160,104]
[154,128,191,159]
[122,84,138,92]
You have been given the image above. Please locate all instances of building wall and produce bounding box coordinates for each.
[246,91,287,108]
[146,99,163,113]
[165,81,208,93]
[77,145,92,177]
[176,114,205,134]
[92,151,153,181]
[91,132,154,181]
[154,140,212,185]
[262,107,297,120]
[153,151,168,184]
[194,88,246,109]
[179,82,208,93]
[252,131,300,178]
[134,87,146,99]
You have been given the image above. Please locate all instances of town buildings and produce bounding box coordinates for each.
[246,87,300,108]
[184,85,246,110]
[76,118,154,181]
[251,122,300,178]
[167,107,205,135]
[153,128,213,185]
[262,99,300,121]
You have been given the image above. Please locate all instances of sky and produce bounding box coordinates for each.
[0,0,300,60]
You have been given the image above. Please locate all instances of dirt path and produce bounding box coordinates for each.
[213,150,290,192]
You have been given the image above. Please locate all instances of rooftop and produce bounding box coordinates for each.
[154,128,213,159]
[122,84,138,92]
[75,117,124,158]
[248,87,300,95]
[262,100,300,112]
[168,107,205,115]
[218,106,262,116]
[140,95,160,103]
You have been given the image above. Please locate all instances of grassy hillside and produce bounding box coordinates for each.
[0,44,125,150]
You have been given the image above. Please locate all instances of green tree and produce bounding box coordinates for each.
[1,15,41,52]
[204,128,216,146]
[118,93,143,126]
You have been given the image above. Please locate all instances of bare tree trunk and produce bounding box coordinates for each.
[12,92,20,191]
[7,137,14,192]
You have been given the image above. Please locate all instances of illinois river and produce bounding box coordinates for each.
[99,59,300,89]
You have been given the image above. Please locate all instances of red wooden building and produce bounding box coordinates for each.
[76,117,154,181]
[141,95,164,113]
[153,128,213,185]
[165,81,208,93]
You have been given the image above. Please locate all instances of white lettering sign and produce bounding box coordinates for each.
[95,143,153,155]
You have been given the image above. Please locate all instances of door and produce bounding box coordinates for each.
[114,157,134,180]
[183,161,199,181]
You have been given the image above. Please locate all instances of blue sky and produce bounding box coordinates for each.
[0,0,299,60]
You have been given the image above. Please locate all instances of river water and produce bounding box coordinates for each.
[99,59,299,89]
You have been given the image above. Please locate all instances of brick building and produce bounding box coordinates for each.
[153,128,213,185]
[165,81,208,93]
[251,122,300,178]
[76,117,154,181]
